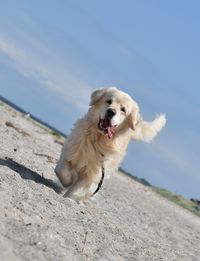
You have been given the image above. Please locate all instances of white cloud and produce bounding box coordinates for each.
[0,34,92,111]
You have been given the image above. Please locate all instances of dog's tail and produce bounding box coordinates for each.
[131,114,166,142]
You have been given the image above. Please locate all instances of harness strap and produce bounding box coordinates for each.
[93,166,105,195]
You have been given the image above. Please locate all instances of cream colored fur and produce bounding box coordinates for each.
[55,87,166,202]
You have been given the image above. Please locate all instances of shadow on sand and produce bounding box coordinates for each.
[0,158,63,194]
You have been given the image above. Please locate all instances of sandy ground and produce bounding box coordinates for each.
[0,101,200,261]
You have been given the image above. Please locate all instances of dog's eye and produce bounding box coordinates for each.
[106,99,112,105]
[121,107,126,113]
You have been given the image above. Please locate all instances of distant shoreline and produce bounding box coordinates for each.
[0,95,66,138]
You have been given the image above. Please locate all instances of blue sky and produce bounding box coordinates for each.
[0,0,200,199]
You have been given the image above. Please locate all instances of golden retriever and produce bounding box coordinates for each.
[55,87,166,202]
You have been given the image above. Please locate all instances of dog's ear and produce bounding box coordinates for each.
[129,104,140,130]
[90,88,106,106]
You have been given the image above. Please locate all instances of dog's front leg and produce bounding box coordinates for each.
[55,160,74,187]
[63,169,102,202]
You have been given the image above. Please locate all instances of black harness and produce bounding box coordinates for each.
[92,165,105,196]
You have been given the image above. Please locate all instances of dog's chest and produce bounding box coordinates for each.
[95,133,130,162]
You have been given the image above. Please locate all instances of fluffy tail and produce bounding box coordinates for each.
[131,114,166,142]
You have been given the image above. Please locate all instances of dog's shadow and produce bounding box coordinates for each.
[0,158,63,194]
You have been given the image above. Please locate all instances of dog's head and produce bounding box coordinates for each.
[89,87,139,139]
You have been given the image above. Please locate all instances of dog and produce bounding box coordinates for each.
[55,87,166,202]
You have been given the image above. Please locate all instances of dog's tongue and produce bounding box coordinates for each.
[107,126,114,139]
[101,119,114,139]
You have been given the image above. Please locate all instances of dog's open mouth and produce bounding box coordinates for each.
[98,118,116,139]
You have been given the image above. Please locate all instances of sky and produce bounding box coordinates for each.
[0,0,200,199]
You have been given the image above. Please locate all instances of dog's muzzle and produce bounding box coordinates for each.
[98,118,116,139]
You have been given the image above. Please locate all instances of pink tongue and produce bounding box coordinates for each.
[101,119,114,139]
[107,126,113,139]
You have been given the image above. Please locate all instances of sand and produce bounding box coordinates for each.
[0,101,200,261]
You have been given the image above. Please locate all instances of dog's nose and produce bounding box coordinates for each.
[107,108,116,118]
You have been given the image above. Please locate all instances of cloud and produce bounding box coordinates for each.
[0,34,92,111]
